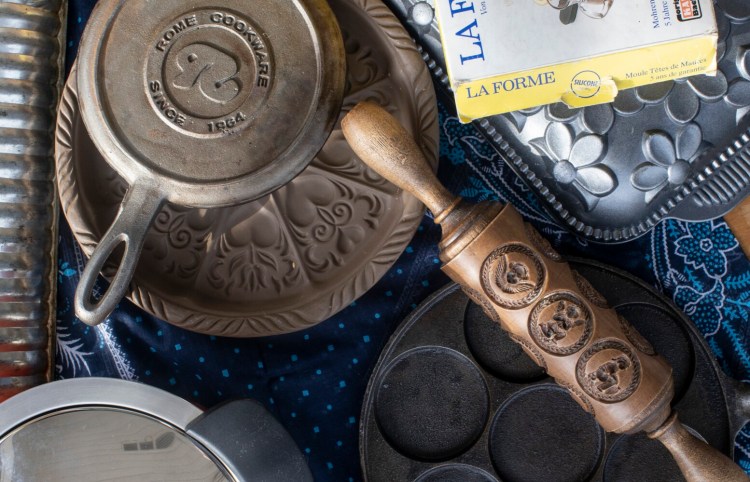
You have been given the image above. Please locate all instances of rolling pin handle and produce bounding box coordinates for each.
[649,412,749,482]
[341,101,457,221]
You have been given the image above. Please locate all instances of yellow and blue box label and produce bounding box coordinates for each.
[436,0,718,122]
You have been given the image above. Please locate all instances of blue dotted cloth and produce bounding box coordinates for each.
[58,2,750,479]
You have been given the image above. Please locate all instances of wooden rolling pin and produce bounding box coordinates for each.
[342,101,749,482]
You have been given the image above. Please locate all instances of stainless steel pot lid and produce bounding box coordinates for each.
[71,0,346,325]
[2,410,229,481]
[0,378,312,482]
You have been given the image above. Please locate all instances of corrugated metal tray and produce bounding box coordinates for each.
[0,0,65,399]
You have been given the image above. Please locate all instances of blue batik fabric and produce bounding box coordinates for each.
[56,1,750,479]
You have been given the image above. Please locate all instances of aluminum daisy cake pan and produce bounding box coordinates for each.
[386,0,750,242]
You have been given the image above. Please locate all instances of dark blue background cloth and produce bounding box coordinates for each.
[58,2,750,480]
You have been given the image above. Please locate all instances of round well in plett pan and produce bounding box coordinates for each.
[414,464,498,482]
[374,346,490,461]
[464,300,547,382]
[488,385,604,482]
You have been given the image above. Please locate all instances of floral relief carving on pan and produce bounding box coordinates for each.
[317,18,411,194]
[281,174,387,277]
[311,130,397,194]
[56,0,439,336]
[530,123,616,212]
[144,207,214,283]
[630,123,706,204]
[204,204,306,297]
[342,28,384,93]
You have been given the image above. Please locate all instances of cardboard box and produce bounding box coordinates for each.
[435,0,718,122]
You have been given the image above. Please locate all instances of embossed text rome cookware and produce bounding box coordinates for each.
[72,0,346,325]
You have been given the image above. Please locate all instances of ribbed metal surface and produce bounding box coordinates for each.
[0,0,64,400]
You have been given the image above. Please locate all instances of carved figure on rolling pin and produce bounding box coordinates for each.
[341,101,749,482]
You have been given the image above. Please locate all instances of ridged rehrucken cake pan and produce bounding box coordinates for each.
[0,0,65,399]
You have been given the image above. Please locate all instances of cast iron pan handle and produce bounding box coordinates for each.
[74,181,164,326]
[342,101,749,482]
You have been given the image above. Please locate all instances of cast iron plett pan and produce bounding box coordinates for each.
[361,258,750,481]
[384,0,750,243]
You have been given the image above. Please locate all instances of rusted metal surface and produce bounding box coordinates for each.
[0,0,65,400]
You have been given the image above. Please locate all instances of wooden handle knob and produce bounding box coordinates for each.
[341,101,457,221]
[650,412,749,481]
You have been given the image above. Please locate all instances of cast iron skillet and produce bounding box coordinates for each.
[361,258,750,481]
[72,0,346,325]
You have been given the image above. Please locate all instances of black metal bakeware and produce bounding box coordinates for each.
[385,0,750,242]
[361,258,750,481]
